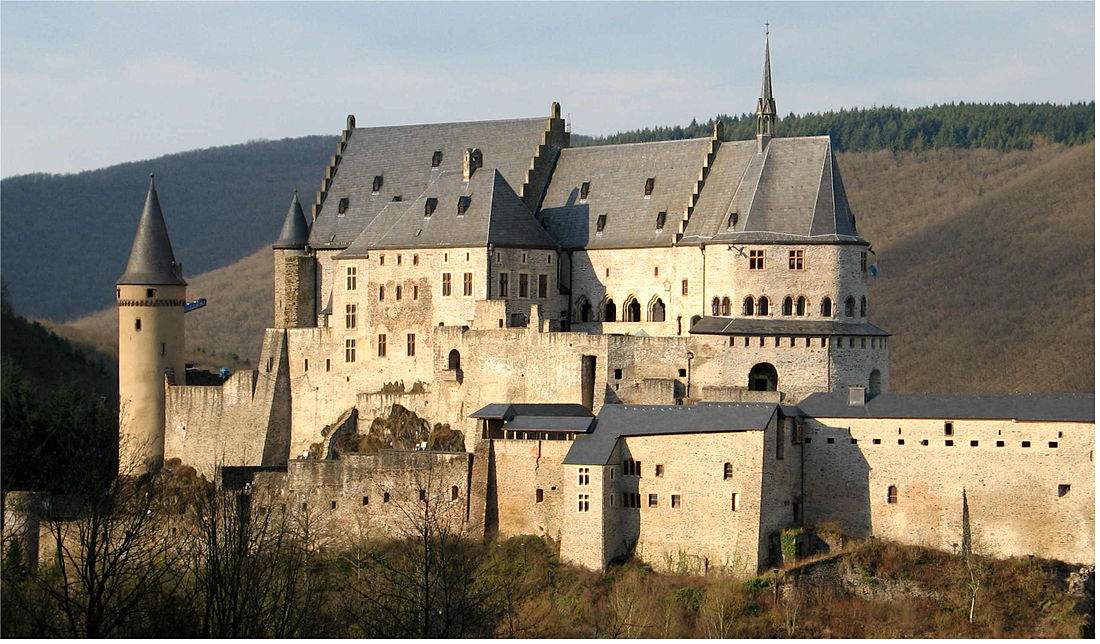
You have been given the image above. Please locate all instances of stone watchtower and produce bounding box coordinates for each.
[272,191,315,328]
[116,175,186,474]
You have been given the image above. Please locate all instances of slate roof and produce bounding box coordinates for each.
[337,169,556,256]
[272,192,310,249]
[117,177,186,286]
[469,403,594,420]
[690,316,890,337]
[310,117,556,248]
[681,136,860,244]
[797,392,1095,422]
[505,416,596,433]
[563,402,778,465]
[538,138,713,249]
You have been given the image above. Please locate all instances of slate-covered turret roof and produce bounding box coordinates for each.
[117,176,186,286]
[310,117,558,249]
[272,191,310,249]
[337,168,556,256]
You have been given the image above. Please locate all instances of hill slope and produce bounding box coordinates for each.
[59,143,1093,394]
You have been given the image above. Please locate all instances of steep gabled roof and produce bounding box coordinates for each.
[797,392,1094,422]
[117,176,186,286]
[538,138,712,249]
[563,402,778,465]
[681,136,861,244]
[272,192,310,249]
[310,117,556,249]
[337,168,556,256]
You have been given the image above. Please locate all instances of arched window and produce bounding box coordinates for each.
[603,298,617,322]
[742,296,754,316]
[625,297,641,322]
[845,296,855,318]
[447,349,461,371]
[860,296,867,317]
[649,298,666,322]
[757,296,769,316]
[712,297,721,316]
[887,485,898,504]
[720,297,731,316]
[723,462,733,480]
[580,299,593,322]
[782,296,793,316]
[869,369,882,395]
[796,296,807,316]
[748,362,778,391]
[451,485,459,501]
[821,297,833,317]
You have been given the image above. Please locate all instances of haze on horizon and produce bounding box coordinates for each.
[1,0,1094,178]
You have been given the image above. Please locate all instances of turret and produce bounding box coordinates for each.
[755,28,777,153]
[116,175,186,474]
[273,191,316,328]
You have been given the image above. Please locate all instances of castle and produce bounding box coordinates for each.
[111,37,1094,573]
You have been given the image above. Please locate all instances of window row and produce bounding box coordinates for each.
[321,485,462,509]
[745,249,808,271]
[343,334,417,361]
[497,272,551,299]
[575,296,667,323]
[576,492,745,512]
[737,295,866,318]
[807,437,1060,449]
[729,335,886,349]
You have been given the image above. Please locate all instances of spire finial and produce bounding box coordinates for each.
[755,27,777,152]
[765,21,769,36]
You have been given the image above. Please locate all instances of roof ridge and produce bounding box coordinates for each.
[354,116,547,131]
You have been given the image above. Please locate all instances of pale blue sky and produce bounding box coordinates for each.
[1,1,1094,177]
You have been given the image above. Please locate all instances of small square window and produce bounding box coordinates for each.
[1022,441,1031,448]
[648,493,658,508]
[425,198,438,217]
[919,439,928,446]
[330,500,337,510]
[944,422,954,436]
[678,368,687,377]
[1057,484,1070,497]
[145,288,156,298]
[872,438,881,445]
[655,464,664,477]
[945,439,954,446]
[361,496,369,506]
[431,151,442,167]
[970,440,979,447]
[897,439,905,445]
[1048,441,1058,448]
[457,195,471,215]
[826,437,835,444]
[338,197,350,214]
[670,494,681,509]
[614,368,622,380]
[996,440,1005,447]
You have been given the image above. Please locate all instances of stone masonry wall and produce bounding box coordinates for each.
[485,438,572,540]
[803,416,1094,564]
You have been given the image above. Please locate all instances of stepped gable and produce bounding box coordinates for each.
[682,136,862,243]
[337,168,556,255]
[117,176,186,286]
[564,402,779,465]
[537,138,712,249]
[797,392,1095,422]
[310,117,555,249]
[272,192,310,249]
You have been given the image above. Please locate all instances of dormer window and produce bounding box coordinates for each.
[392,195,402,202]
[338,197,350,214]
[644,177,655,196]
[457,195,471,216]
[727,212,738,229]
[425,198,438,217]
[655,211,667,231]
[372,175,383,192]
[596,214,607,233]
[580,181,590,200]
[431,151,442,168]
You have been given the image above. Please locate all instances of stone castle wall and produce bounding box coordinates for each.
[803,416,1095,564]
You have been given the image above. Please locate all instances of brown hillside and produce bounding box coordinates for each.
[59,144,1094,392]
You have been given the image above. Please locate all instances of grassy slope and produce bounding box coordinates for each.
[57,144,1094,392]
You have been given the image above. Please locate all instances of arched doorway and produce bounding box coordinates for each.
[868,369,882,395]
[748,362,778,391]
[448,349,461,371]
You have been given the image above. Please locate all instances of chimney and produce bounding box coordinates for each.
[848,385,866,406]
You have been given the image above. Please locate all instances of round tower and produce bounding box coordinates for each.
[272,191,316,328]
[116,175,186,475]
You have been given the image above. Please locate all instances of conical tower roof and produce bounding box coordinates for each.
[117,175,186,286]
[273,191,310,249]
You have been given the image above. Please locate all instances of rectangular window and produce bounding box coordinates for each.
[345,304,357,328]
[346,266,357,290]
[395,285,402,300]
[577,493,590,512]
[731,493,741,511]
[413,254,419,266]
[648,494,658,508]
[580,181,590,199]
[521,252,528,263]
[161,342,166,356]
[655,464,664,477]
[499,272,509,297]
[623,459,641,476]
[463,273,473,296]
[362,496,369,506]
[379,254,385,266]
[788,249,804,270]
[671,494,681,509]
[578,467,590,486]
[655,211,667,231]
[596,214,607,232]
[146,288,156,298]
[944,422,953,436]
[749,249,765,270]
[377,334,387,357]
[325,359,331,372]
[413,285,419,300]
[861,251,868,272]
[345,339,356,362]
[519,273,529,298]
[1058,484,1071,497]
[681,279,689,295]
[538,274,548,298]
[304,359,309,371]
[378,285,385,301]
[536,489,544,503]
[406,333,415,357]
[441,273,452,296]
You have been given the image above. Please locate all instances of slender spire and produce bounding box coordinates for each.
[117,174,186,285]
[755,26,777,152]
[273,190,311,249]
